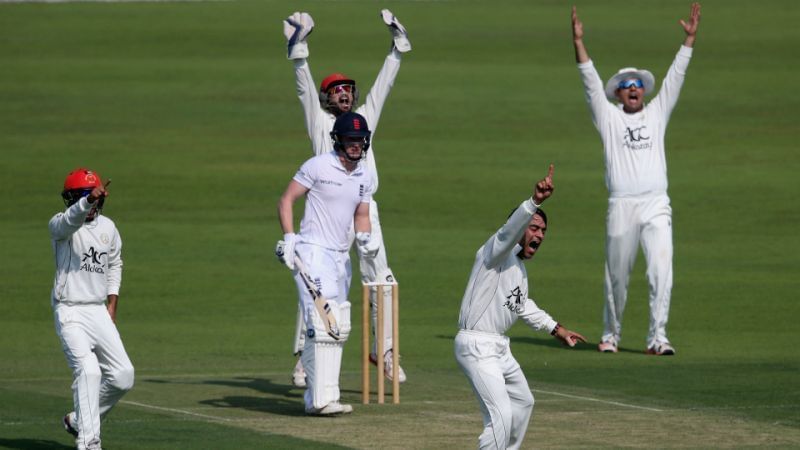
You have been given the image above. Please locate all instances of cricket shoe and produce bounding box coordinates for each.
[305,402,353,416]
[369,350,407,383]
[597,340,618,353]
[291,357,306,388]
[646,343,676,356]
[62,411,78,438]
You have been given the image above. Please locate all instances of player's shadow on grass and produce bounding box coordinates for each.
[0,439,73,450]
[146,376,307,417]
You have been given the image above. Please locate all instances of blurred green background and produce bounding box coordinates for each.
[1,1,798,448]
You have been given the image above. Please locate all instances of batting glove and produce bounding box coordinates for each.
[356,232,380,259]
[283,12,314,60]
[381,9,411,53]
[275,233,298,270]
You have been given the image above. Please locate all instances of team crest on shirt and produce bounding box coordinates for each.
[100,233,110,245]
[502,286,525,314]
[622,125,651,151]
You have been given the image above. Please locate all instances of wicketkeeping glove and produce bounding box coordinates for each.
[381,9,411,53]
[356,232,380,259]
[283,12,314,60]
[275,233,298,270]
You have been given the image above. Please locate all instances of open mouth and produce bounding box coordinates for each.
[528,241,540,250]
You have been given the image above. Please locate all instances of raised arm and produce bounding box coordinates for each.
[49,181,109,240]
[484,165,554,268]
[284,12,327,151]
[357,10,411,132]
[652,3,701,119]
[571,6,589,64]
[680,2,701,48]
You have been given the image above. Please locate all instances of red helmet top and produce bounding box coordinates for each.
[320,73,356,93]
[63,168,102,191]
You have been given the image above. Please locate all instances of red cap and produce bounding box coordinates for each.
[63,168,102,191]
[320,73,356,93]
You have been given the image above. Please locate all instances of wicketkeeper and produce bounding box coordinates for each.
[455,165,586,449]
[50,168,134,450]
[276,112,375,415]
[281,9,410,387]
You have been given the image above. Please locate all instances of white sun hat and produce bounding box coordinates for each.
[605,67,655,100]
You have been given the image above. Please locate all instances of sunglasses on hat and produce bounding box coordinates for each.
[618,78,644,90]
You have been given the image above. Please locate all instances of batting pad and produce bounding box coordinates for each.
[303,340,343,409]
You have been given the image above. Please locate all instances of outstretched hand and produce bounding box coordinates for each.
[533,164,555,205]
[571,6,583,41]
[555,326,587,348]
[680,2,701,47]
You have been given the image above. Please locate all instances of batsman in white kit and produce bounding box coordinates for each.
[571,3,701,355]
[276,112,375,415]
[455,165,586,450]
[49,168,134,450]
[282,9,410,386]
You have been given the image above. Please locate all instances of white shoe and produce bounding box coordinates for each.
[369,349,407,383]
[291,357,306,388]
[646,342,676,356]
[62,411,78,437]
[597,340,618,353]
[305,402,353,416]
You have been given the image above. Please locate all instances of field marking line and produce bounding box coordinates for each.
[534,388,664,412]
[121,400,232,422]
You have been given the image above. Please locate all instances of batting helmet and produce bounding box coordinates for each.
[319,73,359,112]
[330,112,371,161]
[61,168,104,213]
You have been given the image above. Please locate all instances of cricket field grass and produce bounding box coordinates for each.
[1,0,798,448]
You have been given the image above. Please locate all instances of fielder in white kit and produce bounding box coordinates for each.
[282,9,410,386]
[276,112,375,415]
[571,4,701,355]
[455,165,586,450]
[50,168,134,450]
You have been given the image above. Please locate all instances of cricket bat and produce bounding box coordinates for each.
[293,253,340,340]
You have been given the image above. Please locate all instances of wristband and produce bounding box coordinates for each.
[550,323,561,336]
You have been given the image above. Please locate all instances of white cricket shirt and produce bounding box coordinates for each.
[294,151,374,251]
[293,49,402,194]
[458,199,558,335]
[49,196,123,305]
[578,45,693,198]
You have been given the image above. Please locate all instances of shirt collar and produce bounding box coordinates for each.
[327,150,363,174]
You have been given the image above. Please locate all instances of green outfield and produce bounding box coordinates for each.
[1,0,798,448]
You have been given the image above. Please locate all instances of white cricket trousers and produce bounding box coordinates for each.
[455,330,534,450]
[602,193,673,348]
[292,199,397,356]
[292,243,351,410]
[54,302,134,450]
